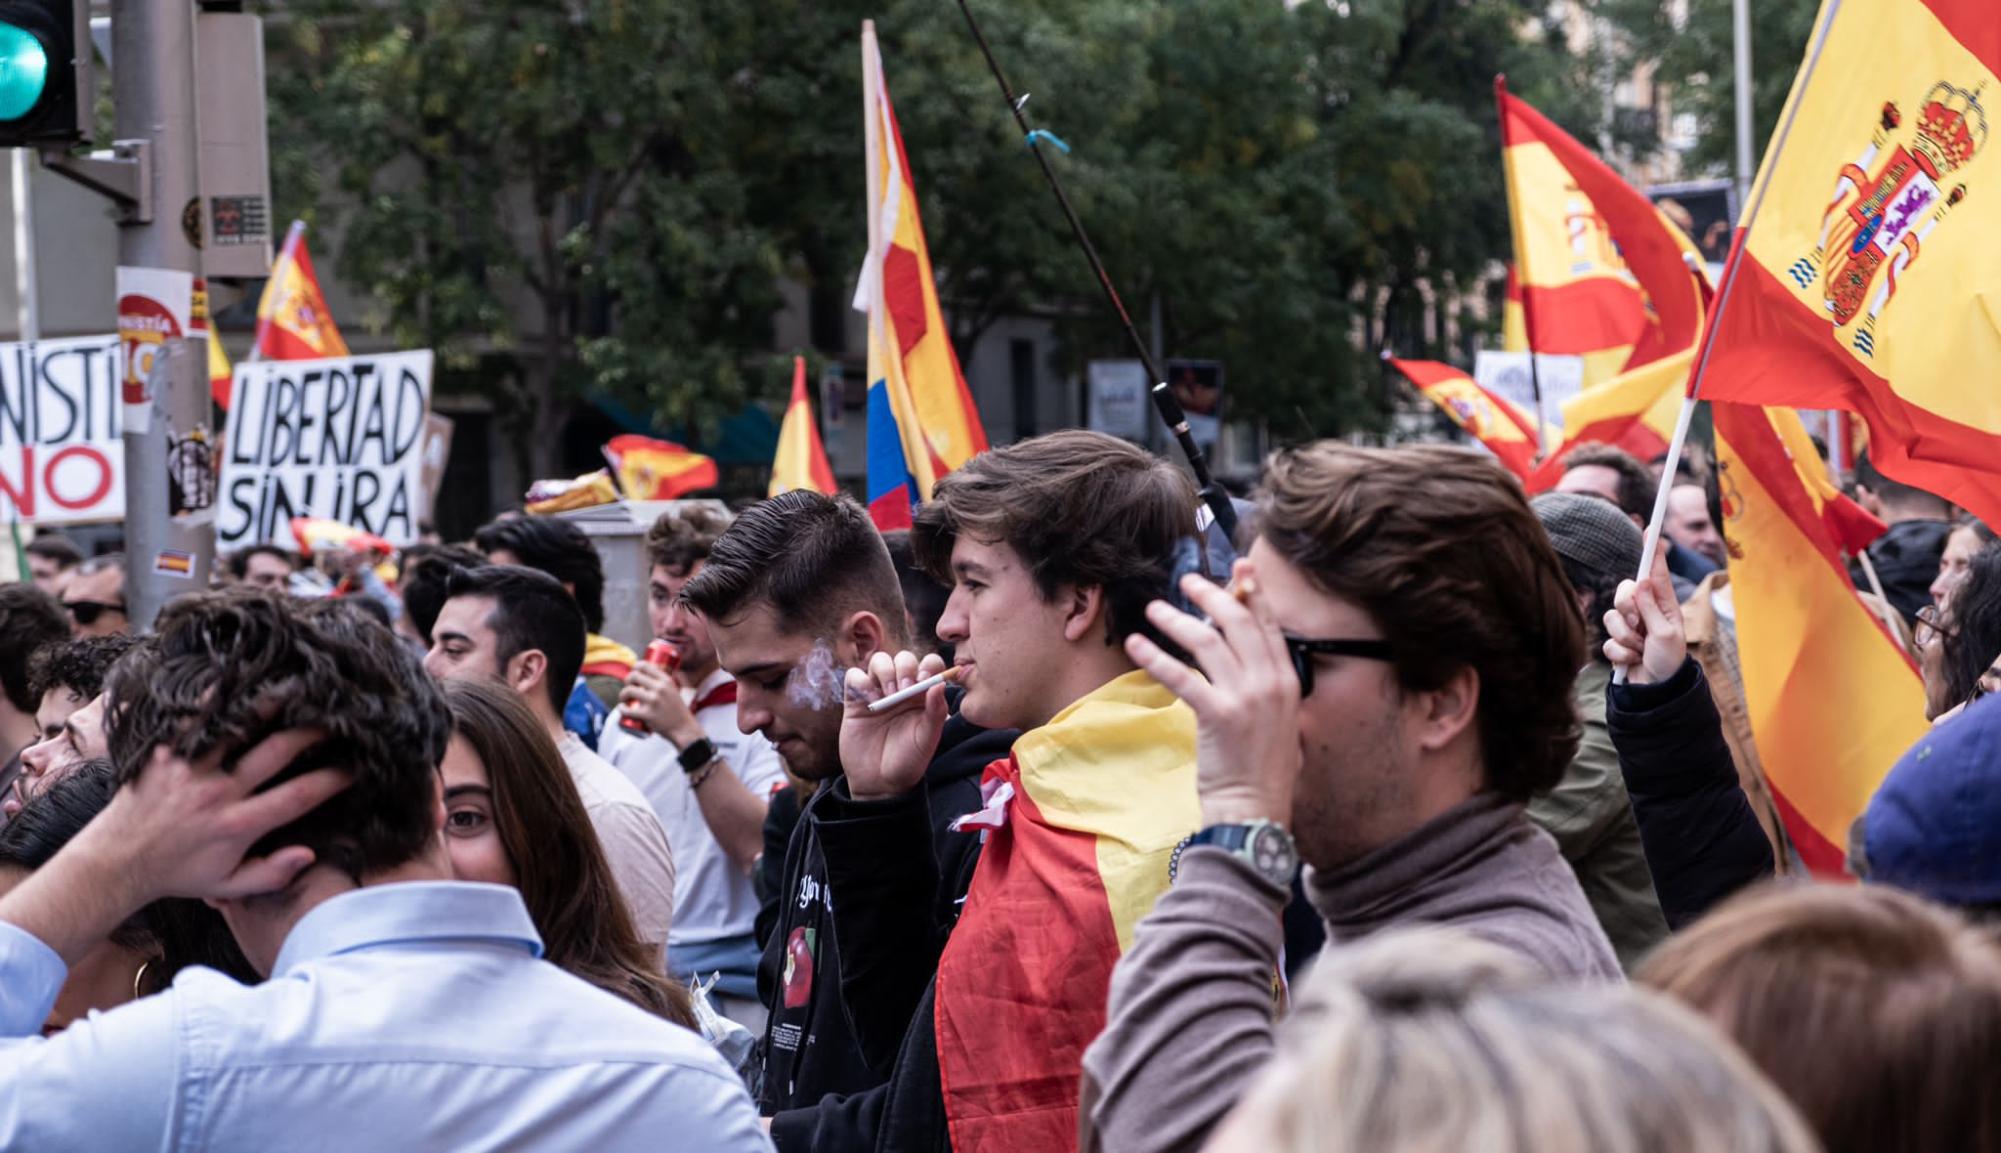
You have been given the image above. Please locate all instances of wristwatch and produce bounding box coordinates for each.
[677,737,717,774]
[1171,820,1299,888]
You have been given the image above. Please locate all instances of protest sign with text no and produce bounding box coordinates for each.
[0,336,124,527]
[219,350,433,548]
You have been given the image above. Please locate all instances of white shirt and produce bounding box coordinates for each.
[0,882,771,1151]
[600,668,787,946]
[558,732,679,956]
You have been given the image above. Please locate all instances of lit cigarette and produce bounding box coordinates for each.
[866,666,961,713]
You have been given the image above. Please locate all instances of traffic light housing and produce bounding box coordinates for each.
[0,2,87,148]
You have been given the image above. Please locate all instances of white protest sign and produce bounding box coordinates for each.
[219,350,434,548]
[1474,351,1584,438]
[0,336,124,526]
[1087,360,1150,442]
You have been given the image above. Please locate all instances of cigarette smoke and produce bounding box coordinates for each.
[786,639,849,711]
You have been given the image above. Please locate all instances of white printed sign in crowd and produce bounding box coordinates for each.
[0,336,124,527]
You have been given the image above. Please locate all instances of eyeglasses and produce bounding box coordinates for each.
[63,600,127,626]
[1285,635,1394,698]
[1917,604,1957,646]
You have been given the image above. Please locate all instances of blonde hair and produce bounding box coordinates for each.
[1208,928,1821,1153]
[1639,883,2001,1153]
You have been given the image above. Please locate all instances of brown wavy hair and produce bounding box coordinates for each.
[440,678,695,1028]
[1255,443,1584,799]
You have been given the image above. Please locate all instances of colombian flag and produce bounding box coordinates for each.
[1497,80,1708,387]
[1390,358,1541,479]
[254,221,350,363]
[770,356,837,498]
[603,435,718,501]
[934,671,1199,1152]
[1714,401,1921,877]
[854,22,988,531]
[1691,0,2001,527]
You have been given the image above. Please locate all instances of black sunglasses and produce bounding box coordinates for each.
[64,600,127,626]
[1285,635,1394,697]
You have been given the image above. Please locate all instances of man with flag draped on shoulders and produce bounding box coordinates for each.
[763,430,1200,1152]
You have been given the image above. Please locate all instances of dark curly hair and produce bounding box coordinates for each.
[911,429,1199,649]
[27,634,147,704]
[473,516,607,633]
[102,589,450,883]
[1942,543,2001,709]
[1560,443,1654,520]
[645,505,731,575]
[0,584,69,713]
[1256,442,1585,800]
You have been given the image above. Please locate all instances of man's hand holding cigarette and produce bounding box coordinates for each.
[842,650,954,801]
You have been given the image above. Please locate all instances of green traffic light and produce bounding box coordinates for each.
[0,24,48,122]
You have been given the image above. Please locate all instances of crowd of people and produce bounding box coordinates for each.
[0,426,1995,1151]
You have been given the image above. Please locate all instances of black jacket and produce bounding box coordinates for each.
[756,713,1016,1130]
[1607,657,1775,927]
[1851,518,1951,626]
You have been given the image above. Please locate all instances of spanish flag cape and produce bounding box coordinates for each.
[934,670,1199,1152]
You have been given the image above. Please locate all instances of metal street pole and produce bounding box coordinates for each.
[11,150,36,342]
[113,0,208,627]
[1732,0,1755,209]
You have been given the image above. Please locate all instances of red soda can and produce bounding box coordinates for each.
[619,640,682,735]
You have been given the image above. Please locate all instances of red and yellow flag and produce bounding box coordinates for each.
[770,355,837,498]
[254,221,350,363]
[1714,401,1921,877]
[602,435,718,501]
[209,328,234,410]
[934,672,1198,1152]
[855,21,989,530]
[1497,80,1708,386]
[1390,357,1540,479]
[1695,0,2001,524]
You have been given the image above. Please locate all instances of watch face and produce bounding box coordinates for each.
[1248,824,1298,881]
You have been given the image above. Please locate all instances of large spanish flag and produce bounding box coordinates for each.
[1497,80,1708,387]
[1714,401,1924,877]
[1695,0,2001,525]
[854,22,989,531]
[254,221,350,363]
[934,671,1199,1152]
[1390,357,1540,479]
[770,356,838,498]
[602,435,718,501]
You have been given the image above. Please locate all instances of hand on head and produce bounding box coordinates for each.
[840,650,948,800]
[1603,548,1685,685]
[1126,558,1302,829]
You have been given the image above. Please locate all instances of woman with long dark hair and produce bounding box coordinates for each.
[438,678,696,1028]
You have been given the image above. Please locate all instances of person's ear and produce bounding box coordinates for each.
[508,649,548,697]
[1414,665,1480,753]
[1059,584,1108,644]
[837,610,890,665]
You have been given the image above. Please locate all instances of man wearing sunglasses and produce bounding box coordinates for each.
[61,555,129,639]
[1081,442,1619,1153]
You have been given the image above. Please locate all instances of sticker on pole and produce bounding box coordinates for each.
[117,267,194,436]
[218,350,435,548]
[0,335,124,527]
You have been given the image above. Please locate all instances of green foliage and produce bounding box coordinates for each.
[267,0,1600,460]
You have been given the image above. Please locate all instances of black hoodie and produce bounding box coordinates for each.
[755,711,1017,1120]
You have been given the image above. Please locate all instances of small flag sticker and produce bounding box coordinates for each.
[153,549,194,578]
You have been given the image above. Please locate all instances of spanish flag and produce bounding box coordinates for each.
[602,435,718,501]
[254,221,350,363]
[1497,80,1708,387]
[1714,401,1923,877]
[934,671,1199,1152]
[209,328,234,410]
[770,356,837,498]
[1521,347,1694,492]
[1694,0,2001,526]
[1390,357,1540,479]
[854,22,989,531]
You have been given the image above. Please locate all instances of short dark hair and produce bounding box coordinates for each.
[882,529,951,661]
[645,506,731,574]
[682,490,907,645]
[227,544,297,581]
[102,589,450,882]
[23,535,81,569]
[1256,442,1585,800]
[1560,443,1654,519]
[27,633,146,703]
[398,544,485,645]
[0,584,69,712]
[473,517,607,633]
[912,429,1199,648]
[1855,451,1949,512]
[443,565,586,715]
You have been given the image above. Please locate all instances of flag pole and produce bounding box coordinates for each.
[1493,76,1553,460]
[951,0,1237,542]
[1612,0,1844,684]
[1852,549,1912,657]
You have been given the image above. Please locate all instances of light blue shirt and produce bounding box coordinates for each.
[0,881,773,1152]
